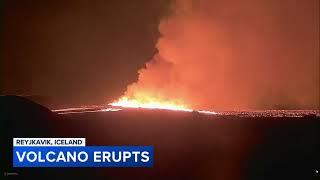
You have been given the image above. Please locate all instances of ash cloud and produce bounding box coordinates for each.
[123,0,319,110]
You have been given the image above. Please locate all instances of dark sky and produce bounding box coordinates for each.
[1,0,169,107]
[1,0,319,109]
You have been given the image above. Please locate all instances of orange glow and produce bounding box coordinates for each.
[110,96,192,111]
[109,96,217,114]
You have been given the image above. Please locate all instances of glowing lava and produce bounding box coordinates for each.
[110,97,192,111]
[109,97,217,115]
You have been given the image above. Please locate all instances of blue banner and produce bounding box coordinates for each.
[13,146,153,167]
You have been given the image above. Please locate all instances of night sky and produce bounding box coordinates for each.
[1,0,169,107]
[1,0,319,108]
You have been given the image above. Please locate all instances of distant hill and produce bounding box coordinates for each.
[0,95,58,175]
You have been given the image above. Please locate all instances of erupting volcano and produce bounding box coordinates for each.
[109,96,217,114]
[110,0,319,111]
[110,97,192,112]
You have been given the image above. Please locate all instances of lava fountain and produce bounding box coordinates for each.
[110,96,192,112]
[108,1,218,115]
[109,96,217,114]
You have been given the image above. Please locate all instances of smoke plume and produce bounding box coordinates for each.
[121,0,319,110]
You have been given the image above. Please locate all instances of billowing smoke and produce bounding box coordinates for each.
[121,0,319,110]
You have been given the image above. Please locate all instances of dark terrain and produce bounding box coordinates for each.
[1,95,319,179]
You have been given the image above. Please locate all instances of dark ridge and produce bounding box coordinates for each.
[0,96,103,178]
[0,96,56,177]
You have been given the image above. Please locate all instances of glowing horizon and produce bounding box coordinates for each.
[109,96,217,115]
